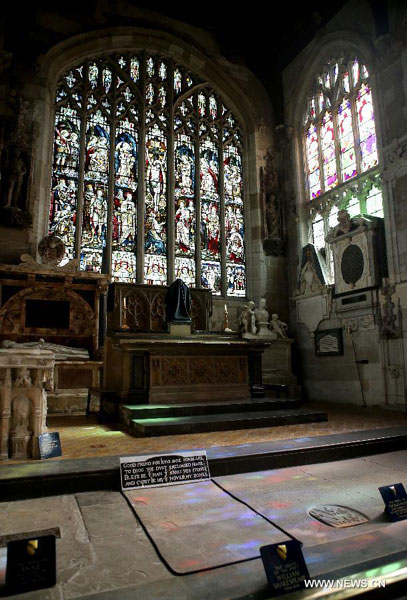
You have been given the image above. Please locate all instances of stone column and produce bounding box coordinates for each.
[0,367,12,460]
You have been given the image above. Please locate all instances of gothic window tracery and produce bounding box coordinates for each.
[49,52,246,297]
[303,56,383,280]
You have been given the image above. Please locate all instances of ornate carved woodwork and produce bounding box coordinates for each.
[108,283,212,333]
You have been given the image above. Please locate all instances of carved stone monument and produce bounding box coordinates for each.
[0,348,54,459]
[326,210,387,296]
[292,244,331,334]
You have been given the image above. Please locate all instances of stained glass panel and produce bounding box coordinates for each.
[50,105,81,262]
[312,217,325,250]
[144,254,167,285]
[356,84,378,171]
[174,68,182,94]
[80,110,110,272]
[84,111,110,184]
[80,182,108,272]
[49,176,77,264]
[130,57,139,82]
[224,145,245,296]
[53,106,81,177]
[226,264,246,297]
[201,261,221,295]
[200,139,220,267]
[337,100,357,181]
[144,124,167,284]
[320,113,337,190]
[346,195,360,217]
[366,185,383,217]
[305,124,321,199]
[175,135,195,260]
[224,146,243,205]
[112,251,137,282]
[352,59,360,87]
[175,257,195,287]
[328,205,339,229]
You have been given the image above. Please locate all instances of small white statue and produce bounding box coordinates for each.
[270,314,288,338]
[239,301,257,336]
[254,298,269,323]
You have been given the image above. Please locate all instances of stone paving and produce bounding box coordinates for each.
[1,451,407,598]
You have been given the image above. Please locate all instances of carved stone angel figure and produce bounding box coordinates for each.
[239,301,257,335]
[270,314,288,338]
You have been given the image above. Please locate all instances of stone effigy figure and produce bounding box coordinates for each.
[0,339,89,360]
[270,314,288,338]
[165,279,191,323]
[5,148,27,209]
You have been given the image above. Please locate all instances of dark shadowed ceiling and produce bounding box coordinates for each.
[6,0,386,122]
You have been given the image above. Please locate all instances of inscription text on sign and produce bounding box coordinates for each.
[120,451,210,490]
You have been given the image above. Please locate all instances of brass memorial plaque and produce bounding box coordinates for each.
[308,505,369,528]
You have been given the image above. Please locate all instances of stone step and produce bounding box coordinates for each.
[130,408,328,436]
[119,398,301,423]
[3,427,407,501]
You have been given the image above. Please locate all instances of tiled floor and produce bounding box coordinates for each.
[5,401,406,464]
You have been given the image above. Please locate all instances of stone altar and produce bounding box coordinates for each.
[104,333,269,406]
[0,348,54,459]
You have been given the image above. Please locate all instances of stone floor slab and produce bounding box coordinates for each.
[125,480,288,573]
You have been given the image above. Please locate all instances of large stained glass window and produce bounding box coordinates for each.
[49,53,246,296]
[304,56,382,281]
[304,57,378,202]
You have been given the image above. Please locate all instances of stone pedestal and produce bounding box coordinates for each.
[168,323,192,337]
[256,323,277,339]
[261,338,298,389]
[0,349,54,460]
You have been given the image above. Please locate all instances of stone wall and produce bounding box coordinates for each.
[283,0,407,407]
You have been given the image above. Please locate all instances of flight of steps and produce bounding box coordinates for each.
[118,398,328,437]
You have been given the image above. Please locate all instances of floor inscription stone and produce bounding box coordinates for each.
[308,505,369,528]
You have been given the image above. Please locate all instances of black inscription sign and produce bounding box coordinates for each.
[379,483,407,522]
[309,505,369,528]
[120,451,210,490]
[260,540,310,595]
[38,432,62,460]
[341,244,364,284]
[5,535,56,596]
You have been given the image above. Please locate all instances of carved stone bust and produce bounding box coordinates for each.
[38,233,66,267]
